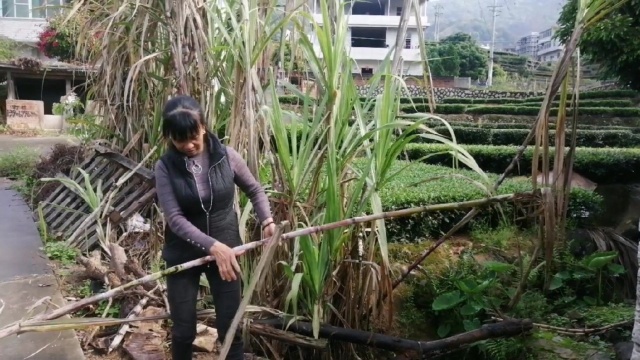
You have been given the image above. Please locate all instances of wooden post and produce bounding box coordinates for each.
[65,79,72,95]
[6,72,16,100]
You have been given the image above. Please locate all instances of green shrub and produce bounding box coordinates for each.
[0,147,39,179]
[421,121,640,133]
[518,99,634,108]
[402,104,467,114]
[403,144,640,185]
[403,105,640,117]
[425,127,640,148]
[526,89,638,102]
[277,95,316,105]
[441,98,528,105]
[441,98,635,108]
[372,161,601,242]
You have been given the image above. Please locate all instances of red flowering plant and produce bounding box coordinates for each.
[36,15,77,62]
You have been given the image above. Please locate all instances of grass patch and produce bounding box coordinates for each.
[43,241,78,267]
[0,146,39,179]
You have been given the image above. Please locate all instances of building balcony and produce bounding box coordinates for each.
[537,45,563,56]
[312,14,429,28]
[313,45,422,62]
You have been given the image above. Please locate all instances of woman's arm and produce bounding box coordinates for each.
[227,147,273,226]
[155,160,217,250]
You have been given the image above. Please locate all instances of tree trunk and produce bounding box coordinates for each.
[631,243,640,359]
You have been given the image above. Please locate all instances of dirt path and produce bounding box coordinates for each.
[0,134,77,154]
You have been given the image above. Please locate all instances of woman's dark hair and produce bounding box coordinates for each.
[162,95,207,142]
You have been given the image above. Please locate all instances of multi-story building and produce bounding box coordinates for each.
[310,0,429,76]
[536,26,563,62]
[0,0,68,53]
[515,32,539,58]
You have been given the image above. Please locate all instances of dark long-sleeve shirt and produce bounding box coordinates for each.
[155,146,272,250]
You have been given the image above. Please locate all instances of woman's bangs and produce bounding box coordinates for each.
[165,112,200,141]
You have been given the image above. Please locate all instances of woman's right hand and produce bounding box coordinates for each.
[209,241,243,281]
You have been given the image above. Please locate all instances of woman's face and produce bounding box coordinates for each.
[171,125,205,157]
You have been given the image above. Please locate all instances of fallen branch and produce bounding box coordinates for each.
[13,309,325,349]
[0,193,531,340]
[492,316,633,336]
[258,318,534,354]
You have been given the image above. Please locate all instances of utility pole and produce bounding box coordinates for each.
[486,0,502,87]
[433,4,443,42]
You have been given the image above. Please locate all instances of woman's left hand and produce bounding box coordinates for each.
[262,220,277,246]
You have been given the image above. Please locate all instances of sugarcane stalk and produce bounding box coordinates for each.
[107,296,149,353]
[218,223,285,359]
[0,192,529,340]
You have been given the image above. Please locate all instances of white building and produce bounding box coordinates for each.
[515,32,539,59]
[310,0,429,76]
[0,0,68,48]
[536,26,563,63]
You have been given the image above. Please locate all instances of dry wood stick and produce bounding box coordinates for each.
[218,223,285,359]
[0,193,528,340]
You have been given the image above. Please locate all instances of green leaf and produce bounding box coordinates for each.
[437,323,452,338]
[483,261,514,273]
[460,303,481,316]
[587,252,618,269]
[607,263,625,275]
[463,318,482,332]
[549,274,565,290]
[432,291,465,311]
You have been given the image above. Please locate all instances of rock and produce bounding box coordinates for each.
[124,306,167,360]
[586,350,615,360]
[124,332,166,360]
[193,325,219,353]
[614,341,633,360]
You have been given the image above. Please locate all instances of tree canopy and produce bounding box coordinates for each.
[427,33,488,80]
[556,0,640,90]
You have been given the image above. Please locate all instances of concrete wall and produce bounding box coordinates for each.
[4,99,64,130]
[0,18,46,44]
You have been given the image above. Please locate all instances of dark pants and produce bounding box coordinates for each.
[167,262,243,360]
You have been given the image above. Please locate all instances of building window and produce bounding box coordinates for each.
[1,0,65,19]
[405,36,411,49]
[361,67,373,75]
[396,6,402,15]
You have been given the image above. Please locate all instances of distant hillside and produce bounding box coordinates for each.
[426,0,566,49]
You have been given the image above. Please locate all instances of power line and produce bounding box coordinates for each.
[486,0,502,87]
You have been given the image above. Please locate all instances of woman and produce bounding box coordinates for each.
[155,95,275,360]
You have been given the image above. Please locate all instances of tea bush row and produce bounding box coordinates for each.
[376,161,601,242]
[422,127,640,148]
[403,144,640,185]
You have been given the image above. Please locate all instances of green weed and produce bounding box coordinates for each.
[0,146,39,179]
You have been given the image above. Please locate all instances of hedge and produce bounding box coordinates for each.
[441,99,634,108]
[417,120,640,133]
[526,89,638,102]
[373,161,601,242]
[403,144,640,185]
[401,104,640,117]
[424,127,640,148]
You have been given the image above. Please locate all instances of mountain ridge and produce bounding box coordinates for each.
[426,0,566,49]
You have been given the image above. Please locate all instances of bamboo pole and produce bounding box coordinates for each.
[0,192,531,339]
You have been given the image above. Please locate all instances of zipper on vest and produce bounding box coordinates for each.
[184,155,227,240]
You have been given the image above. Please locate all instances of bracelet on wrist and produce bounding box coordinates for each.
[262,221,274,230]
